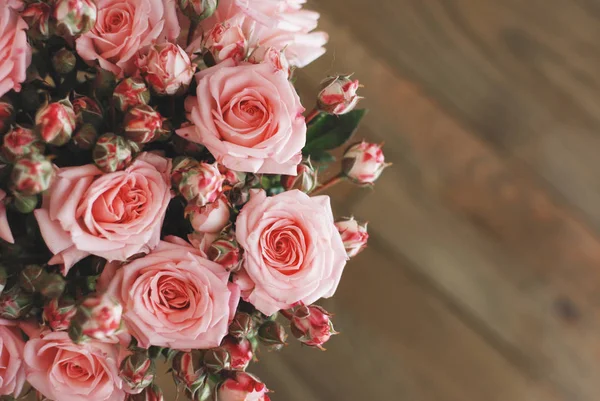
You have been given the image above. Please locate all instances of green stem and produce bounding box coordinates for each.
[311,173,345,195]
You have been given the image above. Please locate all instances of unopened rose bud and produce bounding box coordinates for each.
[128,383,163,401]
[138,43,195,96]
[335,217,368,258]
[72,95,103,126]
[113,78,151,113]
[93,133,133,173]
[248,46,290,78]
[172,351,206,393]
[72,124,98,150]
[179,162,224,207]
[22,2,52,41]
[187,196,230,234]
[171,156,200,188]
[39,273,66,299]
[0,266,6,296]
[35,99,77,146]
[53,0,97,37]
[204,19,248,64]
[52,48,77,74]
[281,159,318,193]
[0,284,33,319]
[342,141,388,185]
[70,294,122,342]
[228,312,255,338]
[12,192,39,214]
[258,320,288,351]
[218,372,270,401]
[43,297,77,331]
[123,105,165,144]
[10,153,55,196]
[290,305,336,350]
[317,75,361,115]
[221,335,253,370]
[203,347,230,373]
[120,349,156,392]
[207,233,242,272]
[0,98,15,135]
[19,264,47,293]
[178,0,218,21]
[1,125,44,163]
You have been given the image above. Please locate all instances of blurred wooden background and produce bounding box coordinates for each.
[247,0,600,400]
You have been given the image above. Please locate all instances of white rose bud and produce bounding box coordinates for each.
[342,141,389,185]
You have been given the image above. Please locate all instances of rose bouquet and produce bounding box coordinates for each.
[0,0,388,400]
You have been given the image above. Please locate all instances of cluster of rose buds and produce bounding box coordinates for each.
[69,293,123,342]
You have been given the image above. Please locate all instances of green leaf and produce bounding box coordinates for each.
[307,150,336,163]
[303,109,367,155]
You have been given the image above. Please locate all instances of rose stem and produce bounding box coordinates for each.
[280,310,294,320]
[311,173,345,195]
[305,108,320,124]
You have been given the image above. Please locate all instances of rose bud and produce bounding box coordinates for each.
[203,347,231,374]
[138,43,195,96]
[204,19,248,64]
[120,349,156,392]
[281,159,318,193]
[39,273,66,299]
[70,293,123,342]
[207,233,243,272]
[19,264,48,293]
[172,351,207,394]
[128,383,164,401]
[1,125,45,163]
[93,133,133,173]
[52,48,77,75]
[0,284,33,319]
[12,192,38,214]
[171,156,200,188]
[290,305,336,350]
[72,124,98,150]
[218,372,270,401]
[228,312,255,339]
[335,217,369,258]
[113,77,151,113]
[21,2,52,41]
[179,162,225,207]
[123,105,165,144]
[248,46,291,78]
[221,335,253,370]
[342,141,388,185]
[43,297,77,331]
[257,320,288,351]
[187,195,231,233]
[35,98,77,146]
[72,94,103,126]
[317,75,361,115]
[0,98,15,135]
[178,0,218,21]
[53,0,97,37]
[10,153,55,196]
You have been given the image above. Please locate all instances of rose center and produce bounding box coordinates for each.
[157,276,191,310]
[261,219,306,275]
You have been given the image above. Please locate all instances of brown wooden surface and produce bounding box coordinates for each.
[242,1,600,400]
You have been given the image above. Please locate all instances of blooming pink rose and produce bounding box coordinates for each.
[218,372,270,401]
[76,0,180,77]
[24,331,126,401]
[235,190,347,315]
[102,238,240,349]
[178,60,306,175]
[0,0,32,97]
[0,189,14,244]
[34,153,172,274]
[138,43,195,96]
[188,195,231,233]
[0,319,26,397]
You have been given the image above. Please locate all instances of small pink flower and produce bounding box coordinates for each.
[35,99,77,146]
[203,16,248,63]
[218,372,270,401]
[76,294,123,341]
[178,162,224,207]
[335,217,368,258]
[178,60,306,175]
[113,77,151,112]
[34,153,172,274]
[317,75,361,115]
[0,319,26,397]
[187,195,231,233]
[23,331,126,401]
[235,189,347,316]
[248,46,290,78]
[138,43,195,96]
[0,0,32,98]
[0,189,14,244]
[342,141,388,185]
[289,304,335,349]
[101,238,240,349]
[42,298,77,331]
[221,335,253,370]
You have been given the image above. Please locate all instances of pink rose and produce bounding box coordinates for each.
[102,238,240,349]
[0,0,32,97]
[76,0,180,77]
[342,141,388,185]
[188,195,231,233]
[178,60,306,175]
[202,15,248,63]
[0,319,26,397]
[24,331,126,401]
[218,372,270,401]
[235,190,347,315]
[0,189,14,244]
[138,43,195,96]
[34,153,172,274]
